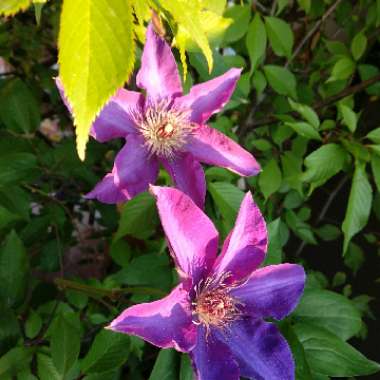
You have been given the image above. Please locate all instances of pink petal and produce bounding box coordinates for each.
[150,186,218,285]
[231,264,305,320]
[190,325,240,380]
[212,192,267,282]
[160,153,206,209]
[85,171,130,204]
[56,78,142,141]
[174,68,241,125]
[136,24,182,101]
[114,135,159,192]
[187,125,261,176]
[90,89,144,142]
[216,319,295,380]
[108,284,196,352]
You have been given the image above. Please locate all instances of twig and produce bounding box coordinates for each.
[252,0,270,14]
[270,0,277,16]
[239,0,344,140]
[294,175,349,257]
[245,73,380,129]
[285,0,344,68]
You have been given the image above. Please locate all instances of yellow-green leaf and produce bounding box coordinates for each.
[161,0,214,73]
[0,0,32,16]
[58,0,135,160]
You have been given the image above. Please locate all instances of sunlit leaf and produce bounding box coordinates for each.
[161,0,214,73]
[0,0,31,16]
[58,0,135,159]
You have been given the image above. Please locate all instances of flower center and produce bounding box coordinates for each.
[193,274,242,330]
[137,99,193,158]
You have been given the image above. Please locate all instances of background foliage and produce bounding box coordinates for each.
[0,0,380,379]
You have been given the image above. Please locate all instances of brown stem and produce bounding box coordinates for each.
[294,175,349,257]
[245,73,380,129]
[239,0,344,140]
[285,0,344,68]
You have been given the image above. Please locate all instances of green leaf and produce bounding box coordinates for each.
[252,70,267,95]
[0,348,32,377]
[37,354,61,380]
[0,231,29,308]
[58,0,135,159]
[294,322,380,377]
[342,163,373,253]
[81,329,130,374]
[246,13,266,72]
[281,151,303,193]
[279,321,313,380]
[284,122,321,141]
[0,305,20,354]
[329,57,356,81]
[285,210,317,244]
[302,144,348,190]
[297,0,311,13]
[259,159,282,200]
[288,99,319,128]
[208,182,244,229]
[263,65,297,98]
[25,310,42,339]
[351,32,367,61]
[0,0,31,16]
[0,79,40,133]
[222,4,251,44]
[263,218,282,265]
[51,313,80,377]
[148,349,178,380]
[358,64,380,95]
[339,104,357,132]
[344,242,365,275]
[315,224,341,241]
[0,153,37,188]
[264,16,294,58]
[366,127,380,143]
[371,154,380,191]
[179,354,193,380]
[293,288,362,340]
[114,192,157,241]
[0,205,20,231]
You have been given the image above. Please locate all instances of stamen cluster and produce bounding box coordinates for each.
[136,99,194,159]
[193,273,242,330]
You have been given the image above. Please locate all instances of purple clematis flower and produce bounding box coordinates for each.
[108,186,305,380]
[56,24,260,208]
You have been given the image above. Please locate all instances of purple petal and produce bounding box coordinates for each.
[190,325,240,380]
[187,125,261,176]
[85,171,130,204]
[217,319,295,380]
[150,186,218,285]
[212,192,267,282]
[90,89,144,142]
[56,78,142,141]
[174,68,241,125]
[231,264,305,320]
[108,284,196,352]
[114,135,159,193]
[160,153,206,209]
[136,24,182,101]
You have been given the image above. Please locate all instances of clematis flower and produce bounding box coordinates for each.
[56,24,260,208]
[108,186,305,380]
